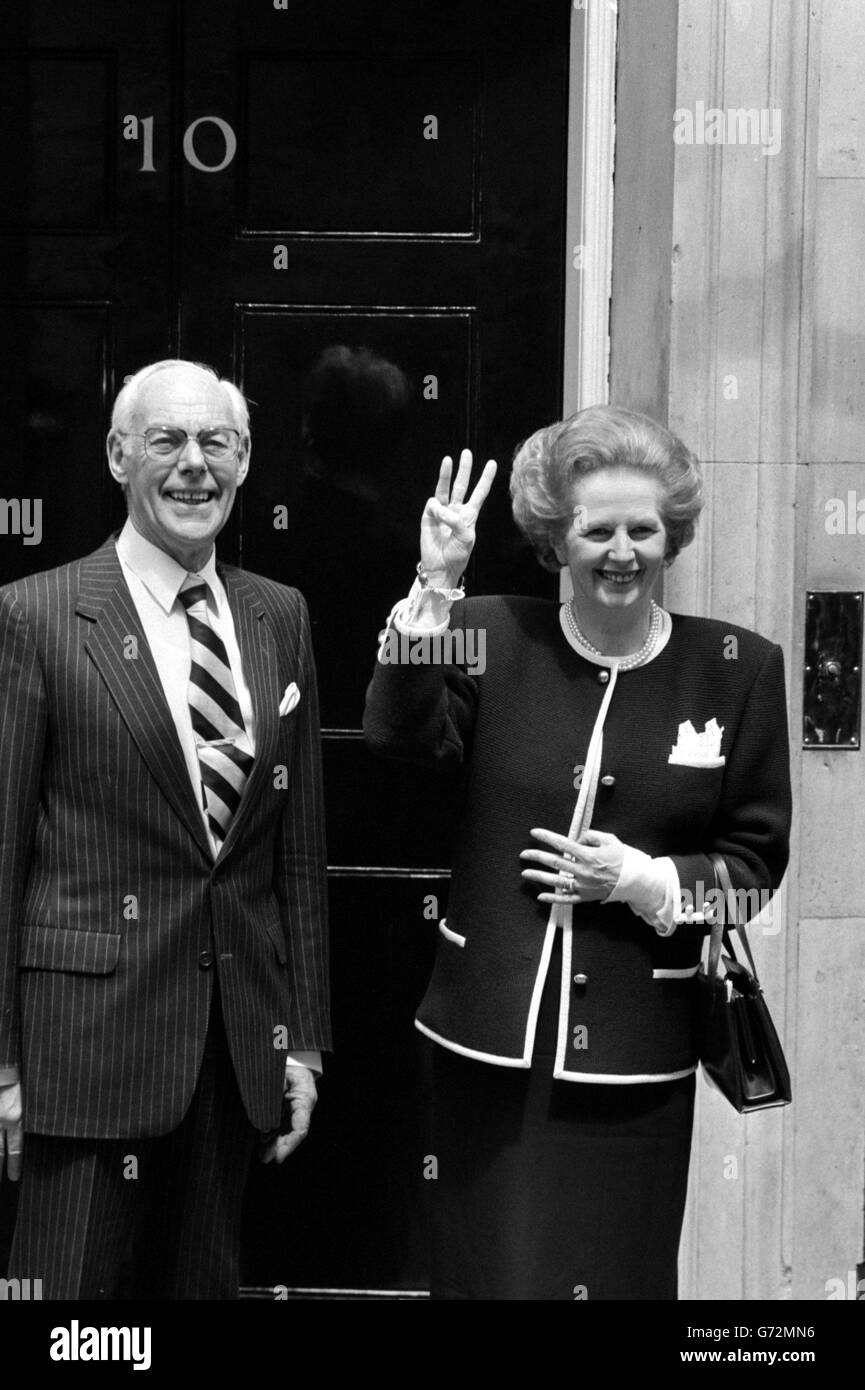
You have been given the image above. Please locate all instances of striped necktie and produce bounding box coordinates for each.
[178,574,254,847]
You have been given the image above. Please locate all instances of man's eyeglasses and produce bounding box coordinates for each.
[120,427,242,463]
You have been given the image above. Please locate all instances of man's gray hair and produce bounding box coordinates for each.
[111,359,250,435]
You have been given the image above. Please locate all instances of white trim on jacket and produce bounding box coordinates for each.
[417,605,698,1085]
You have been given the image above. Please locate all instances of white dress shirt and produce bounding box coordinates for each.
[116,520,320,1075]
[116,520,255,860]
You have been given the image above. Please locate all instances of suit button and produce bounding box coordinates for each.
[600,774,615,787]
[573,973,588,985]
[598,670,610,683]
[199,949,214,969]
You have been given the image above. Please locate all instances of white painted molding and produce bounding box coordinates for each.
[560,0,619,602]
[562,0,618,417]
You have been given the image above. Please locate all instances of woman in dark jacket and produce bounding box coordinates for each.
[363,405,792,1300]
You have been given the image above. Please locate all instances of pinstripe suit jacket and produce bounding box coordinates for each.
[0,537,331,1138]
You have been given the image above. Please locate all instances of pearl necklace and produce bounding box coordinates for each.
[566,598,661,672]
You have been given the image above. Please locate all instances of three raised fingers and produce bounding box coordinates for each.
[434,451,497,513]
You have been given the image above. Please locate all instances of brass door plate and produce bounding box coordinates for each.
[803,592,862,748]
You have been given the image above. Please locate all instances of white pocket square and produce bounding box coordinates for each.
[668,717,725,767]
[279,682,301,716]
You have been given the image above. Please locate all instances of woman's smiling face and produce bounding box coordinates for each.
[555,468,669,619]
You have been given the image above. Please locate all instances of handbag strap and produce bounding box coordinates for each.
[707,852,761,981]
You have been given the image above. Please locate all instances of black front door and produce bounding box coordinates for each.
[1,0,574,1292]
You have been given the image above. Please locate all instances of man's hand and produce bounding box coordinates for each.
[260,1065,317,1165]
[0,1082,23,1181]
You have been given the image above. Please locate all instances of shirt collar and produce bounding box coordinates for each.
[115,518,223,616]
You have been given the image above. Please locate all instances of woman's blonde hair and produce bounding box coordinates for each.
[509,404,703,571]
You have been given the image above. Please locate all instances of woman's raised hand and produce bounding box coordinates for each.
[420,450,497,587]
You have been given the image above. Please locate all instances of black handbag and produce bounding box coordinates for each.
[696,852,792,1113]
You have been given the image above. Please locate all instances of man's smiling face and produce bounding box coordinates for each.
[107,363,249,571]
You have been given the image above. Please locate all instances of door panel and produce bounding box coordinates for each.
[0,53,115,231]
[242,874,446,1292]
[234,305,473,728]
[239,52,478,235]
[1,0,574,1292]
[0,304,112,576]
[0,0,177,586]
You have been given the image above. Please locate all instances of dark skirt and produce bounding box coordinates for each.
[429,937,696,1301]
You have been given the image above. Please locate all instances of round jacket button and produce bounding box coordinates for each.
[600,774,615,787]
[573,972,588,985]
[198,949,214,969]
[598,669,610,683]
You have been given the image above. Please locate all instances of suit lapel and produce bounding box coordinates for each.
[213,565,281,864]
[77,538,213,862]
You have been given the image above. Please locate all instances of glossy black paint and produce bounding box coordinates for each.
[0,0,570,1291]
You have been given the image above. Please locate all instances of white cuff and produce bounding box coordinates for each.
[376,582,453,662]
[285,1051,322,1075]
[604,847,680,935]
[400,576,456,632]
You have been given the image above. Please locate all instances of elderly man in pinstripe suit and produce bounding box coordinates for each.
[0,359,331,1299]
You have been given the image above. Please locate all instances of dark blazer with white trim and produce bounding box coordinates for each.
[0,537,331,1137]
[363,596,792,1079]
